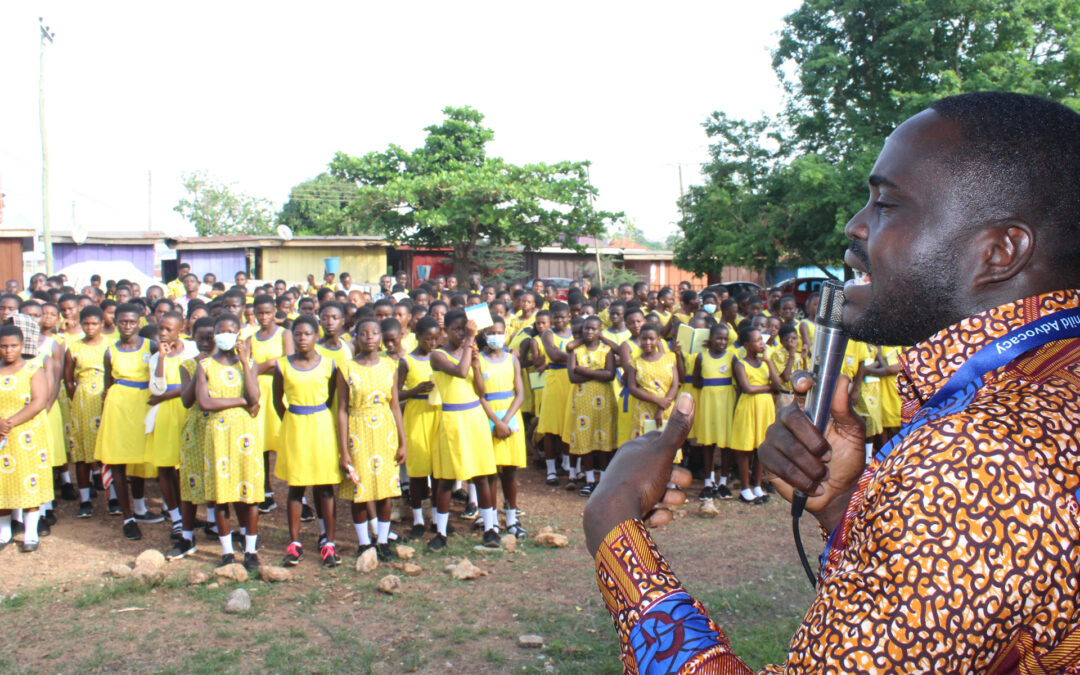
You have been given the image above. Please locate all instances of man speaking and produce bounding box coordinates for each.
[584,92,1080,673]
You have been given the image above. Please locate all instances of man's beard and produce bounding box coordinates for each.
[845,249,964,346]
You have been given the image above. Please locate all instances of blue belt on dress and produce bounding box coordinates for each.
[442,400,480,412]
[484,391,513,401]
[289,403,327,415]
[547,364,567,371]
[115,379,148,389]
[410,394,428,402]
[701,378,732,387]
[164,384,182,392]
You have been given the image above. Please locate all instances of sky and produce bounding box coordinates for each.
[0,1,801,252]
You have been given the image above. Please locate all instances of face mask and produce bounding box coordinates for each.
[759,332,771,343]
[703,304,717,314]
[486,334,506,350]
[214,332,238,351]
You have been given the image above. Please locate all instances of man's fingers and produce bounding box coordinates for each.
[660,487,686,508]
[778,404,832,460]
[644,507,673,528]
[792,370,814,395]
[670,466,693,489]
[657,393,695,453]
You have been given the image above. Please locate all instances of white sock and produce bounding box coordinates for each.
[453,480,463,491]
[123,516,135,525]
[575,457,583,475]
[741,488,755,501]
[376,520,390,544]
[354,522,371,546]
[717,476,727,486]
[481,507,496,532]
[302,496,309,506]
[219,534,234,555]
[13,508,22,522]
[182,530,194,542]
[108,485,118,500]
[245,534,258,554]
[545,459,556,475]
[561,455,571,471]
[23,510,40,544]
[585,470,595,484]
[318,518,326,535]
[240,526,247,536]
[412,508,424,526]
[169,508,181,524]
[369,519,378,536]
[79,487,90,502]
[752,485,765,497]
[132,498,147,515]
[504,507,517,527]
[467,482,477,504]
[206,506,217,525]
[265,491,273,499]
[61,471,72,485]
[705,472,715,487]
[435,510,449,536]
[0,515,10,542]
[40,500,53,513]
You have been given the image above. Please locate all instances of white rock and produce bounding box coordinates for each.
[376,575,403,594]
[534,532,569,548]
[223,588,251,614]
[134,549,166,570]
[108,563,132,578]
[214,563,249,583]
[518,634,544,648]
[356,547,378,573]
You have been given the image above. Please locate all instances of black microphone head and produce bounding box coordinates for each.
[816,280,845,329]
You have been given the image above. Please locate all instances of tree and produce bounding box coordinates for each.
[583,255,641,289]
[329,106,622,278]
[610,219,665,250]
[174,171,276,237]
[278,173,377,236]
[676,0,1080,277]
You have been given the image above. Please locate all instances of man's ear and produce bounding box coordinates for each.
[971,221,1034,288]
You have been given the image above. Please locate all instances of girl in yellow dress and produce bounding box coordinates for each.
[248,294,292,514]
[430,309,498,551]
[398,316,440,541]
[731,326,783,504]
[693,324,737,500]
[273,315,341,567]
[536,302,573,486]
[626,324,680,439]
[475,316,527,539]
[616,307,648,447]
[566,315,616,498]
[0,324,52,552]
[147,311,188,539]
[167,316,216,561]
[879,345,903,440]
[337,316,406,561]
[63,305,108,519]
[94,304,156,540]
[196,313,262,570]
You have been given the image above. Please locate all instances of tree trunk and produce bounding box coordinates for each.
[452,240,475,285]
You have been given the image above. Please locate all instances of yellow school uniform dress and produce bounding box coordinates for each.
[597,308,611,329]
[101,330,121,345]
[654,310,672,329]
[338,357,402,502]
[769,348,807,393]
[616,339,644,446]
[843,341,882,437]
[880,346,903,429]
[147,350,187,468]
[628,351,677,439]
[95,338,152,467]
[602,328,631,348]
[166,278,185,299]
[251,326,286,452]
[400,331,418,355]
[316,340,353,406]
[479,351,526,468]
[201,357,263,504]
[0,360,53,508]
[401,352,439,478]
[275,355,339,486]
[507,329,534,416]
[36,338,66,467]
[674,311,693,326]
[730,358,775,451]
[67,339,107,463]
[431,349,496,481]
[696,349,737,448]
[536,331,572,437]
[178,358,207,504]
[567,343,616,455]
[679,352,701,441]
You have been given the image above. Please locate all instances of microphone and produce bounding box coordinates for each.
[790,279,848,587]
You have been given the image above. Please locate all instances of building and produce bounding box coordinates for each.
[0,229,34,288]
[51,231,167,278]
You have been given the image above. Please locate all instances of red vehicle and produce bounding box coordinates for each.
[527,278,572,302]
[768,276,832,311]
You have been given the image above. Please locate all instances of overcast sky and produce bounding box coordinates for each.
[0,1,800,248]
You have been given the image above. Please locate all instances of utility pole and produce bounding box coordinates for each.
[39,18,55,274]
[677,164,686,220]
[586,165,603,288]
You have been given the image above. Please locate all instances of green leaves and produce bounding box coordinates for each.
[277,173,375,236]
[173,171,276,237]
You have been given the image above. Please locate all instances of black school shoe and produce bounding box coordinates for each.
[43,510,57,526]
[166,537,197,561]
[107,499,122,516]
[20,540,39,553]
[134,510,165,524]
[427,533,447,552]
[60,483,78,501]
[243,552,261,572]
[375,543,394,561]
[77,502,93,518]
[715,485,733,500]
[220,553,236,566]
[257,495,277,513]
[299,504,316,522]
[37,519,51,537]
[481,529,501,549]
[122,520,142,541]
[404,524,426,541]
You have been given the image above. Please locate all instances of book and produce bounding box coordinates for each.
[677,323,710,355]
[464,303,494,332]
[427,375,442,407]
[528,371,546,390]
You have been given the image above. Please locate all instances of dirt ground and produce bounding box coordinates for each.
[0,466,821,674]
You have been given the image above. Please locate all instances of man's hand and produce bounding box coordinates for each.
[759,372,866,532]
[584,393,695,558]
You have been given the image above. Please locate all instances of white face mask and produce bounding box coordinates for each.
[703,304,717,314]
[486,334,506,350]
[214,332,238,351]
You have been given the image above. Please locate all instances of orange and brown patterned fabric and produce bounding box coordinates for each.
[595,290,1080,673]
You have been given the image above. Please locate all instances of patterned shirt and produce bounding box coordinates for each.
[595,290,1080,673]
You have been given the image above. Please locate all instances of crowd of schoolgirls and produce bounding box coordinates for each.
[0,266,900,572]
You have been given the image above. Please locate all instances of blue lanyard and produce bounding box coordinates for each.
[822,305,1080,569]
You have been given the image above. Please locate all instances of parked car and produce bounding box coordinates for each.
[701,281,765,301]
[527,278,573,301]
[768,276,832,311]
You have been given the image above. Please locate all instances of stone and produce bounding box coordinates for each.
[223,588,251,614]
[697,500,720,518]
[376,575,403,594]
[130,565,164,586]
[108,563,132,579]
[395,545,415,560]
[214,563,249,583]
[534,532,569,548]
[537,525,554,535]
[134,549,166,570]
[259,566,292,583]
[187,570,209,585]
[356,547,378,573]
[518,634,544,649]
[207,582,220,590]
[500,534,518,552]
[401,562,422,577]
[449,558,485,580]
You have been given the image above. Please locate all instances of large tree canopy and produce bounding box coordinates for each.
[329,106,621,277]
[277,173,377,236]
[174,171,276,237]
[675,0,1080,277]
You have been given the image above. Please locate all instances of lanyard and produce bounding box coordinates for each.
[822,305,1080,570]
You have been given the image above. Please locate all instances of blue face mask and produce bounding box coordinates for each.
[703,304,717,314]
[486,334,506,350]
